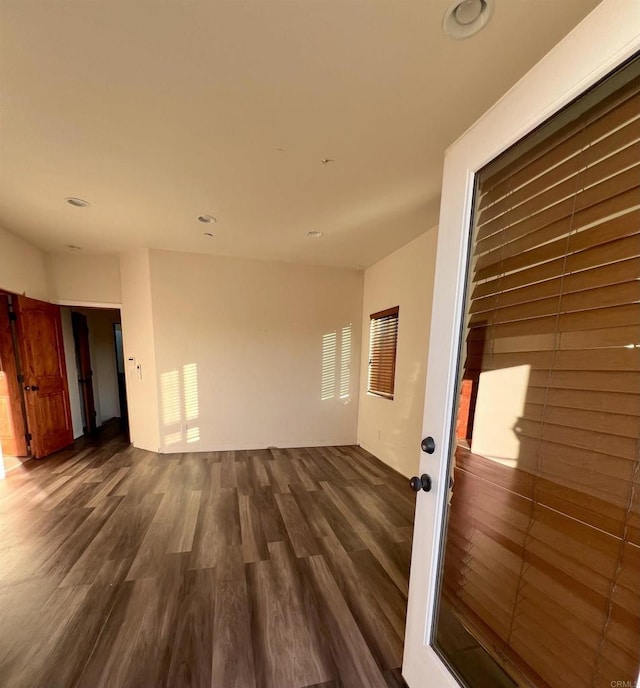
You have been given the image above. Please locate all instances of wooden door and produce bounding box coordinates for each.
[14,296,73,459]
[0,294,28,457]
[72,311,96,433]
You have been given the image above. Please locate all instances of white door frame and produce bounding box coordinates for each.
[403,2,640,685]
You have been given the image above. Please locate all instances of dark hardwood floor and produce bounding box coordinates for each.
[0,427,415,688]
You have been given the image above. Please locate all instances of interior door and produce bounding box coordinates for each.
[402,10,640,688]
[0,294,28,457]
[72,311,96,433]
[14,295,74,459]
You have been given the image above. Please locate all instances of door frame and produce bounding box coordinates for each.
[0,293,29,458]
[113,323,128,430]
[402,3,640,685]
[52,301,128,435]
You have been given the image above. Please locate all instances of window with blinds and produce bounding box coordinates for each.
[433,55,640,688]
[368,307,399,399]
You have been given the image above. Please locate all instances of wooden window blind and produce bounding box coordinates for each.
[368,307,399,399]
[436,56,640,688]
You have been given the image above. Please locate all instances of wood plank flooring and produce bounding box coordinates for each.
[0,428,415,688]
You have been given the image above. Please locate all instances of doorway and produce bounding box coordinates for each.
[66,307,128,440]
[72,311,97,434]
[0,297,130,472]
[113,323,128,432]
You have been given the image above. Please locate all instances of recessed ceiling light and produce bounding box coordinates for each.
[198,214,217,224]
[65,197,90,208]
[66,244,82,251]
[202,232,214,238]
[443,0,494,39]
[307,231,323,238]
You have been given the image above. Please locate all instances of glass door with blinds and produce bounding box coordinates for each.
[421,53,640,688]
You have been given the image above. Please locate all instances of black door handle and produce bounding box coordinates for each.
[409,474,432,492]
[31,385,40,391]
[421,437,436,454]
[24,385,31,391]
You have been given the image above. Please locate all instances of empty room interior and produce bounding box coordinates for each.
[0,1,639,687]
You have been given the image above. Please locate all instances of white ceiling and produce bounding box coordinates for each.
[0,0,601,268]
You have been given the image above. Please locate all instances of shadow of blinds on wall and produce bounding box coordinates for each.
[435,54,640,687]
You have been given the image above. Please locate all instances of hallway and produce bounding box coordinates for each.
[0,428,413,687]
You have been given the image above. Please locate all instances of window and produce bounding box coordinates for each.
[367,306,399,399]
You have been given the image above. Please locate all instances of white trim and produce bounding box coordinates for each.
[155,438,360,453]
[1,458,32,475]
[53,299,122,309]
[403,1,640,685]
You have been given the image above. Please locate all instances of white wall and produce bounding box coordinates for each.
[0,225,122,307]
[0,225,49,300]
[357,228,438,477]
[119,249,160,451]
[0,219,432,464]
[46,253,121,306]
[60,308,84,439]
[148,250,363,452]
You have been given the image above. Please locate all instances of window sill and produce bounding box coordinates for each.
[367,391,394,400]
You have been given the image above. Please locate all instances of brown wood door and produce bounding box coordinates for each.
[14,296,73,458]
[0,295,28,457]
[71,311,96,433]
